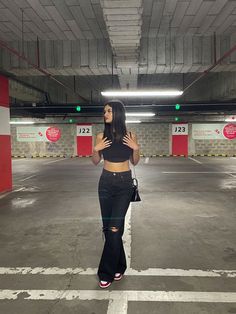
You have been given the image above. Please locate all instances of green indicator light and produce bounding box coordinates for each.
[69,119,73,123]
[175,104,181,110]
[76,106,81,112]
[175,117,179,122]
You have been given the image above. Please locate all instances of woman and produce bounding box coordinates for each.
[92,100,140,289]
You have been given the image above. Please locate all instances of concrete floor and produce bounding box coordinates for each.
[0,156,236,313]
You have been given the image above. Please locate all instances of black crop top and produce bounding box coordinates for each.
[102,136,133,163]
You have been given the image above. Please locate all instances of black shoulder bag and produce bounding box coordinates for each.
[130,165,141,202]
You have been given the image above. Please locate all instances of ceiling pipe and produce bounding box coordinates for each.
[184,42,236,94]
[213,32,217,64]
[10,102,236,109]
[36,37,40,68]
[0,40,88,102]
[112,53,114,89]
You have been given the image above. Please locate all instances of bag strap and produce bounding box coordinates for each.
[132,164,136,179]
[132,177,138,187]
[129,131,137,179]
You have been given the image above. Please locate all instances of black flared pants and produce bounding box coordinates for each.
[97,168,133,282]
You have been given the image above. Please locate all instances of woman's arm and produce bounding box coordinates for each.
[91,133,112,165]
[123,132,140,166]
[91,133,103,165]
[130,132,140,166]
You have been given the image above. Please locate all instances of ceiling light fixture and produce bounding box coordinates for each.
[126,113,155,117]
[101,90,183,97]
[10,121,35,124]
[126,120,141,123]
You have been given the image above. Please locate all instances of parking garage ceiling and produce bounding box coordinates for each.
[1,0,236,118]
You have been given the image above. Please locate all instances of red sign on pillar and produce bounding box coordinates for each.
[76,124,92,156]
[0,75,12,193]
[172,123,188,157]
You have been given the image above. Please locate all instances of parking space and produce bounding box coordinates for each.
[0,157,235,313]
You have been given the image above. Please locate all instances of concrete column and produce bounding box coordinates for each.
[0,75,12,193]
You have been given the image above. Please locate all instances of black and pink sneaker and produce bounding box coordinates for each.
[99,280,112,289]
[114,273,123,281]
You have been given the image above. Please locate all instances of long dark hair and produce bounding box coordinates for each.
[103,100,127,142]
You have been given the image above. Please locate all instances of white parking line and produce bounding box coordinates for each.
[126,268,236,277]
[0,290,235,303]
[124,204,132,269]
[162,171,236,174]
[0,192,10,199]
[227,173,236,178]
[108,298,127,314]
[20,175,37,182]
[188,157,202,164]
[44,158,68,165]
[13,187,24,192]
[0,267,235,277]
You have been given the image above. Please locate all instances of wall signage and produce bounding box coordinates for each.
[77,125,92,136]
[17,127,61,142]
[223,123,236,140]
[192,124,236,140]
[172,123,188,135]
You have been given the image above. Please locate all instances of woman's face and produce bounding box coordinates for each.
[103,105,113,123]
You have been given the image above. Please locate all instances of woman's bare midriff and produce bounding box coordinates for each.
[103,160,130,172]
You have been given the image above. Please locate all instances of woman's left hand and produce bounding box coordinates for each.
[123,134,139,151]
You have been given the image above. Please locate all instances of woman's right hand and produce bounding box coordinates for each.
[94,137,112,152]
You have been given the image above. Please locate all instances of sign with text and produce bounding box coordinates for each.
[17,127,61,142]
[172,123,188,156]
[76,124,92,156]
[223,123,236,140]
[77,125,92,136]
[172,124,188,135]
[192,124,236,140]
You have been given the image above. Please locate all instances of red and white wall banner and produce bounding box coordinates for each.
[172,123,188,156]
[222,123,236,140]
[0,76,12,193]
[17,127,61,142]
[192,123,236,140]
[76,124,92,156]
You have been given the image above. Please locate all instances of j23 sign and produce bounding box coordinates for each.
[172,124,188,135]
